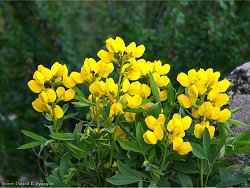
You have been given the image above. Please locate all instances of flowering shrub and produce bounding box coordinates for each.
[20,37,250,187]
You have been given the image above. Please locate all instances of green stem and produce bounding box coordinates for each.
[204,173,209,187]
[95,101,100,132]
[200,159,204,187]
[160,142,168,170]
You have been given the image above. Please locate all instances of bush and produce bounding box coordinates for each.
[1,0,250,181]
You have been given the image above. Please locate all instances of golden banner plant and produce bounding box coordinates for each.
[20,37,250,187]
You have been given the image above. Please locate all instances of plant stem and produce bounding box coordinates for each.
[200,159,204,187]
[160,141,168,170]
[205,173,209,187]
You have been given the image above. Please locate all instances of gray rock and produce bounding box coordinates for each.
[226,62,250,181]
[227,62,250,133]
[227,61,250,95]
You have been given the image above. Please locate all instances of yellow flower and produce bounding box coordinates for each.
[143,130,157,145]
[140,102,154,110]
[124,94,142,108]
[153,126,164,140]
[109,102,124,117]
[212,94,229,107]
[106,37,126,54]
[177,94,191,108]
[167,114,192,140]
[28,80,45,93]
[144,116,156,130]
[106,78,118,97]
[70,72,84,84]
[177,72,191,87]
[37,65,53,81]
[145,114,165,130]
[54,105,64,119]
[38,89,56,104]
[188,85,198,97]
[159,89,168,101]
[126,42,145,58]
[127,81,141,95]
[172,137,192,155]
[32,98,45,112]
[46,89,57,102]
[56,87,75,101]
[187,69,197,84]
[153,73,170,88]
[212,79,230,92]
[139,84,151,98]
[207,88,220,101]
[97,49,114,63]
[122,78,130,93]
[51,62,68,78]
[194,121,215,139]
[124,112,136,122]
[192,108,200,119]
[123,60,141,81]
[217,109,231,122]
[196,80,207,95]
[95,61,114,78]
[80,58,97,82]
[63,76,76,88]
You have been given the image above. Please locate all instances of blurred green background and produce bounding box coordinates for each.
[0,1,250,182]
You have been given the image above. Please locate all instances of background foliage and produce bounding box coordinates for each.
[0,1,250,181]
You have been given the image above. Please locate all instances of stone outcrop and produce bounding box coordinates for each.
[227,62,250,133]
[227,62,250,180]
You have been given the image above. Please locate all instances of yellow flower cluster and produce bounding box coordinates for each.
[177,68,231,139]
[81,37,171,120]
[143,113,193,155]
[143,114,165,145]
[167,114,192,155]
[28,62,77,119]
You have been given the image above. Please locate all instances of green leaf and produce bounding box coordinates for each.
[174,162,199,174]
[149,72,161,103]
[62,104,69,113]
[46,168,66,187]
[228,119,250,127]
[21,130,47,142]
[49,133,75,141]
[106,174,141,185]
[44,161,58,169]
[191,143,208,160]
[177,172,193,187]
[73,122,83,136]
[203,128,211,161]
[73,86,85,98]
[230,106,244,114]
[124,108,147,113]
[118,139,142,153]
[216,175,246,186]
[167,83,175,105]
[151,165,164,178]
[65,142,84,152]
[63,112,79,120]
[136,122,149,153]
[59,154,70,180]
[118,122,137,141]
[147,102,161,117]
[226,146,250,155]
[72,101,90,108]
[17,141,42,149]
[117,161,147,179]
